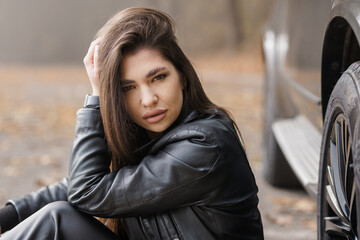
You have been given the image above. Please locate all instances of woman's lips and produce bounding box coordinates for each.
[143,109,167,123]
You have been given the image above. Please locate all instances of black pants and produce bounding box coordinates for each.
[1,201,119,240]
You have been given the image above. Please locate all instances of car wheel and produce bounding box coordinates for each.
[318,62,360,239]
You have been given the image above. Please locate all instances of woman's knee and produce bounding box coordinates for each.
[0,202,77,240]
[39,201,74,216]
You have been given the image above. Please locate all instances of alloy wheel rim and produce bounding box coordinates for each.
[322,112,357,239]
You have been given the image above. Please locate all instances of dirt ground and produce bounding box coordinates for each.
[0,53,316,239]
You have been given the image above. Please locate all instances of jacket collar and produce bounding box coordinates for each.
[133,110,201,158]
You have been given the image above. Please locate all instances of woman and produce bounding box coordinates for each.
[0,7,263,239]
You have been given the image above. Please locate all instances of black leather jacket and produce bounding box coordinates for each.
[9,108,263,240]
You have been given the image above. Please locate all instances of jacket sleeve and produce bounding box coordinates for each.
[67,108,223,217]
[7,178,68,222]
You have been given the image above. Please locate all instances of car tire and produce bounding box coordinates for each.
[318,62,360,239]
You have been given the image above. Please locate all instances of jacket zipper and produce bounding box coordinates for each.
[161,213,182,240]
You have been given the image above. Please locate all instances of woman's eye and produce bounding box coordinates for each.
[153,74,166,81]
[122,85,135,93]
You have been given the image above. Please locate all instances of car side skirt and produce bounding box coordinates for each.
[272,115,321,198]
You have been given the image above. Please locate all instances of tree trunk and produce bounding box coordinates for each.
[226,0,242,52]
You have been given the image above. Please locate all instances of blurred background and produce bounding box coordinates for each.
[0,1,317,239]
[0,0,272,64]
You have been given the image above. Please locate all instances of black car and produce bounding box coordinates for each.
[263,0,360,239]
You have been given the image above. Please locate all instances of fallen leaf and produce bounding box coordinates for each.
[3,166,20,177]
[302,219,317,230]
[35,176,60,187]
[294,199,316,213]
[271,196,295,206]
[265,213,293,226]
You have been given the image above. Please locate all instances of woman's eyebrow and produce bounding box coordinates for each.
[120,67,167,84]
[120,79,135,85]
[146,66,167,78]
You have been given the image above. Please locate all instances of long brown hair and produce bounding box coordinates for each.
[94,7,241,237]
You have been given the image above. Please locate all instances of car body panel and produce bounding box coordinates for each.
[264,0,360,179]
[264,0,360,236]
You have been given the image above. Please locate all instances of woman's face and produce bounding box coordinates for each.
[121,48,184,139]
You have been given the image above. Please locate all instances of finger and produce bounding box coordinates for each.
[93,45,100,77]
[93,37,102,44]
[83,44,95,65]
[84,39,101,64]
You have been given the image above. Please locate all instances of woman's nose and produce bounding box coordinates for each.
[140,87,158,107]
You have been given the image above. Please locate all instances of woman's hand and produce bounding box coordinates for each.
[83,38,101,96]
